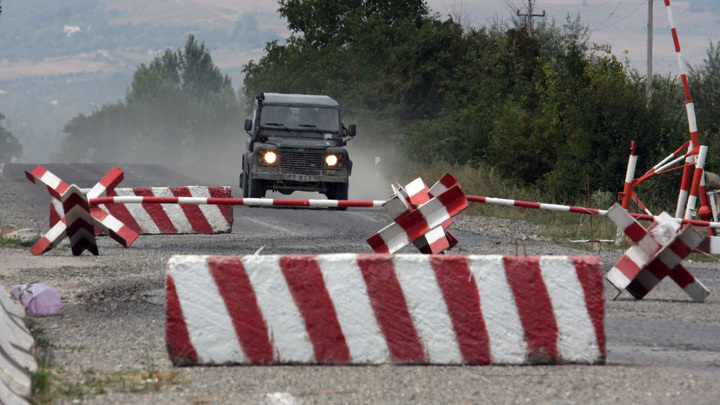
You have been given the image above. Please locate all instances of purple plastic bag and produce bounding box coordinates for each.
[10,283,63,316]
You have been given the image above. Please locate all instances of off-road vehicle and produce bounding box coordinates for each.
[240,92,356,199]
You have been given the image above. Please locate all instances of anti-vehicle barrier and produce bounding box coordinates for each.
[165,254,605,366]
[0,284,36,405]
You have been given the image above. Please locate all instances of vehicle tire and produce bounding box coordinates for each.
[328,182,349,211]
[240,173,249,198]
[248,173,264,198]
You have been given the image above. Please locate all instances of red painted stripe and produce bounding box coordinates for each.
[356,255,425,362]
[102,190,143,234]
[438,173,459,190]
[671,28,681,52]
[171,188,214,233]
[516,200,541,209]
[503,257,559,361]
[134,188,177,233]
[30,237,53,255]
[612,254,644,282]
[207,257,274,363]
[668,265,695,289]
[62,192,91,213]
[366,233,391,253]
[49,203,62,229]
[668,234,694,259]
[623,221,648,243]
[208,187,234,226]
[573,257,606,359]
[280,256,351,363]
[97,167,124,191]
[395,210,430,242]
[436,185,468,216]
[165,275,199,366]
[431,256,491,364]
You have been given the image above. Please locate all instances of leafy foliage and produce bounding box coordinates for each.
[242,2,708,207]
[59,35,242,165]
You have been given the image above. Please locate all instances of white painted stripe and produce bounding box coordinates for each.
[684,280,710,302]
[117,189,160,233]
[469,256,528,364]
[385,194,410,218]
[540,203,571,212]
[540,257,600,363]
[625,245,651,268]
[405,178,427,200]
[40,172,64,191]
[686,103,698,132]
[607,205,635,230]
[189,187,228,231]
[394,255,463,364]
[316,254,390,363]
[168,256,246,364]
[606,267,632,290]
[626,155,637,183]
[419,197,451,229]
[242,255,314,362]
[636,235,660,255]
[152,188,193,233]
[377,222,410,253]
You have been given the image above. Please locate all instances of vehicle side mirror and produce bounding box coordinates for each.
[244,119,252,132]
[348,124,356,137]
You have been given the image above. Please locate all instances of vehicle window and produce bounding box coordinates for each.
[259,105,340,135]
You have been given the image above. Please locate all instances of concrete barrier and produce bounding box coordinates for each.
[0,285,36,405]
[166,254,605,366]
[51,186,234,235]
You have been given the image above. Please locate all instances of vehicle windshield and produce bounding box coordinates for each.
[259,105,340,134]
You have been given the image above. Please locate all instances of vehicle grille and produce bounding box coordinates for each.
[280,150,324,174]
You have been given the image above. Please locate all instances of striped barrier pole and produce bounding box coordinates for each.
[166,254,605,366]
[465,195,720,230]
[684,145,708,220]
[664,0,702,218]
[620,141,638,210]
[89,196,385,208]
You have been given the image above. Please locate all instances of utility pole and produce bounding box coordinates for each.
[516,0,545,31]
[647,0,654,101]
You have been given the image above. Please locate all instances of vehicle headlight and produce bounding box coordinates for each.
[264,151,278,164]
[325,154,338,166]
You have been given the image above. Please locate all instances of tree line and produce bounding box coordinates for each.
[54,0,720,208]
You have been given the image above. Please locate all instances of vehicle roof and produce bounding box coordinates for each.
[260,92,339,108]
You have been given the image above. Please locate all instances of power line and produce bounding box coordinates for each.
[590,0,625,33]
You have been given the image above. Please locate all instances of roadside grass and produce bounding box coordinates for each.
[26,320,186,404]
[0,234,36,249]
[395,161,621,245]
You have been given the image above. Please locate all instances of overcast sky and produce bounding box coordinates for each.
[426,0,720,77]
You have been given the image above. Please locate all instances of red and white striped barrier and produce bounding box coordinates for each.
[27,166,139,255]
[51,186,235,235]
[1,284,36,405]
[367,174,467,254]
[466,195,720,229]
[88,196,385,208]
[606,204,709,301]
[59,185,98,255]
[166,254,605,366]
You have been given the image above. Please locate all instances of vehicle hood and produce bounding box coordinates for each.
[265,136,342,149]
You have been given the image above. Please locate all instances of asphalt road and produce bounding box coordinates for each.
[1,163,720,405]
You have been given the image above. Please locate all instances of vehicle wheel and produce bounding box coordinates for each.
[240,173,249,198]
[248,173,264,198]
[328,182,349,210]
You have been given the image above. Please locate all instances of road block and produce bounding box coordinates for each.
[51,186,234,235]
[367,174,467,254]
[0,284,36,405]
[27,165,139,255]
[606,204,709,301]
[166,254,605,366]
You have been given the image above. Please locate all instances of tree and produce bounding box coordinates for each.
[0,113,22,162]
[60,35,241,164]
